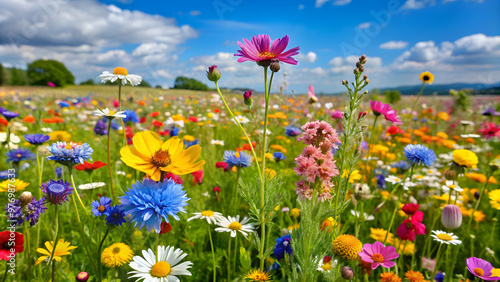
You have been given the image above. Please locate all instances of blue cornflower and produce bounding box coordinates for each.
[391,160,412,171]
[375,174,386,189]
[285,126,301,137]
[94,120,108,136]
[59,101,70,108]
[482,107,500,116]
[24,134,50,145]
[40,179,73,205]
[0,170,15,180]
[6,148,35,163]
[120,178,189,233]
[273,152,286,162]
[91,197,112,217]
[46,142,93,166]
[55,167,63,179]
[8,197,47,227]
[170,126,179,137]
[106,205,126,226]
[403,144,436,167]
[274,234,292,260]
[421,118,427,123]
[223,150,252,168]
[183,139,199,148]
[0,108,19,121]
[122,110,139,123]
[434,272,445,282]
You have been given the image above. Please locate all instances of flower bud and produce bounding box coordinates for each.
[474,191,480,200]
[341,266,354,280]
[206,65,221,82]
[243,90,253,106]
[444,169,457,181]
[353,68,359,75]
[441,204,462,229]
[358,111,367,121]
[19,191,33,207]
[364,79,370,84]
[76,272,89,282]
[270,59,280,72]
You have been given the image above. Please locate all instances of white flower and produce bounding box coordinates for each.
[324,102,333,110]
[233,115,250,124]
[166,117,184,128]
[215,215,254,238]
[385,175,402,185]
[350,210,374,221]
[211,140,225,146]
[438,153,453,163]
[40,127,53,133]
[460,120,474,126]
[0,132,20,149]
[78,182,106,190]
[460,134,481,139]
[256,129,272,136]
[128,246,192,281]
[317,256,337,272]
[431,230,462,245]
[187,210,224,224]
[402,180,417,191]
[98,67,142,86]
[442,180,463,192]
[93,108,127,119]
[117,171,126,176]
[424,168,441,176]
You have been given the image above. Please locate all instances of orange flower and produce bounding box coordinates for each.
[0,117,7,126]
[42,117,64,123]
[138,100,146,106]
[23,115,36,123]
[437,111,450,121]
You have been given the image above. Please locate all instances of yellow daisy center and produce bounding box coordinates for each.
[437,233,453,241]
[234,152,240,158]
[372,253,384,263]
[151,261,171,277]
[258,51,276,59]
[228,221,242,231]
[321,262,333,271]
[16,154,21,158]
[98,205,106,212]
[113,67,128,76]
[474,267,484,276]
[112,247,121,254]
[151,149,171,168]
[201,210,214,217]
[394,178,400,182]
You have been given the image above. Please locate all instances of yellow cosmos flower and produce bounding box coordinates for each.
[35,239,77,266]
[120,130,205,181]
[0,179,29,192]
[419,71,434,84]
[489,190,500,210]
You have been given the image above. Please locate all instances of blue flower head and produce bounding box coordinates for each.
[40,179,73,205]
[7,197,47,227]
[391,160,412,171]
[91,197,112,217]
[274,234,292,260]
[0,108,19,121]
[273,152,286,162]
[59,101,70,108]
[403,144,436,167]
[120,178,189,233]
[434,272,445,282]
[0,170,15,180]
[106,205,126,226]
[24,134,50,146]
[183,139,199,148]
[46,142,93,167]
[94,120,108,136]
[223,150,252,168]
[122,110,139,124]
[375,174,386,189]
[6,148,35,163]
[55,167,63,179]
[170,126,179,137]
[285,126,301,137]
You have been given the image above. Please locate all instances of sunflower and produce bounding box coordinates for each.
[244,270,272,281]
[101,243,134,267]
[332,234,362,261]
[35,239,77,265]
[419,71,434,84]
[120,130,205,181]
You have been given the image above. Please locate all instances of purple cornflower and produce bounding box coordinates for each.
[6,148,35,163]
[7,197,47,227]
[94,120,108,136]
[91,197,112,217]
[106,205,126,226]
[24,134,50,146]
[0,108,19,121]
[40,179,73,205]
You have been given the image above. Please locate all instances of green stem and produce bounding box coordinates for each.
[208,224,216,282]
[406,83,426,127]
[155,232,159,263]
[48,205,59,282]
[434,244,444,276]
[70,193,98,275]
[227,237,232,282]
[107,121,116,201]
[69,169,89,216]
[233,235,238,275]
[2,261,8,282]
[363,115,379,178]
[97,228,110,281]
[118,82,127,147]
[383,185,402,245]
[23,223,31,279]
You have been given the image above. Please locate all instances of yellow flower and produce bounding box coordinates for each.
[348,170,362,183]
[453,149,478,168]
[436,112,449,121]
[48,131,72,142]
[419,71,434,84]
[489,189,500,210]
[35,239,77,266]
[101,243,134,268]
[120,131,205,181]
[369,228,394,245]
[290,208,300,218]
[183,135,195,142]
[436,131,448,139]
[393,239,416,255]
[244,270,271,281]
[332,234,362,261]
[265,168,276,179]
[0,179,29,192]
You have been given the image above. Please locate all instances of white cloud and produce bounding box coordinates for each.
[333,0,352,6]
[298,4,305,9]
[358,22,371,29]
[315,0,330,8]
[402,0,434,9]
[189,10,201,16]
[297,52,317,63]
[380,41,409,49]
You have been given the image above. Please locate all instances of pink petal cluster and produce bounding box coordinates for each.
[478,122,500,139]
[294,121,340,201]
[397,210,426,241]
[234,34,300,65]
[369,100,401,124]
[358,241,399,270]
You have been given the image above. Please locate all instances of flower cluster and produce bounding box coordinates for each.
[46,142,94,166]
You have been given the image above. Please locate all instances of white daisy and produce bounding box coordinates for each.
[385,175,403,185]
[402,180,417,191]
[0,132,20,149]
[128,245,192,282]
[460,134,481,139]
[78,182,106,190]
[431,230,462,245]
[187,210,224,225]
[317,256,337,272]
[441,180,463,192]
[166,117,184,128]
[233,115,250,124]
[215,215,254,238]
[460,120,474,126]
[93,108,127,119]
[210,140,225,146]
[350,210,375,221]
[98,67,142,86]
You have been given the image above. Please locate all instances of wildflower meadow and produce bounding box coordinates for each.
[1,33,500,282]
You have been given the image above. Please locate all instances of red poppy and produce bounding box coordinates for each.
[0,118,7,126]
[242,142,257,151]
[113,99,119,107]
[125,127,134,139]
[74,161,107,172]
[139,116,147,124]
[160,222,172,234]
[0,231,24,261]
[216,162,229,171]
[192,169,204,184]
[214,109,220,113]
[158,130,170,136]
[402,203,419,216]
[188,116,198,122]
[138,100,146,106]
[386,126,404,135]
[152,120,164,127]
[150,112,160,118]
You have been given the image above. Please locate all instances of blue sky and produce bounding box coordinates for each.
[1,0,499,93]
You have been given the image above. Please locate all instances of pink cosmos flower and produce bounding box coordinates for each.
[397,211,426,241]
[234,34,300,65]
[421,257,436,272]
[48,82,55,87]
[331,110,344,120]
[478,123,500,139]
[466,257,499,281]
[369,100,401,123]
[358,241,399,270]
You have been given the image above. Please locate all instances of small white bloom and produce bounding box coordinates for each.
[0,132,20,149]
[460,120,474,126]
[93,108,127,119]
[128,246,192,281]
[233,115,250,124]
[117,171,126,176]
[442,180,463,192]
[215,215,254,238]
[78,182,106,190]
[97,67,142,86]
[385,175,402,185]
[211,140,225,146]
[431,230,462,245]
[166,117,184,128]
[350,210,375,221]
[187,210,224,225]
[325,102,333,110]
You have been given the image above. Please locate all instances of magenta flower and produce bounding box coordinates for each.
[358,241,398,270]
[466,257,499,281]
[369,100,401,123]
[234,34,300,65]
[331,110,344,120]
[397,211,426,241]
